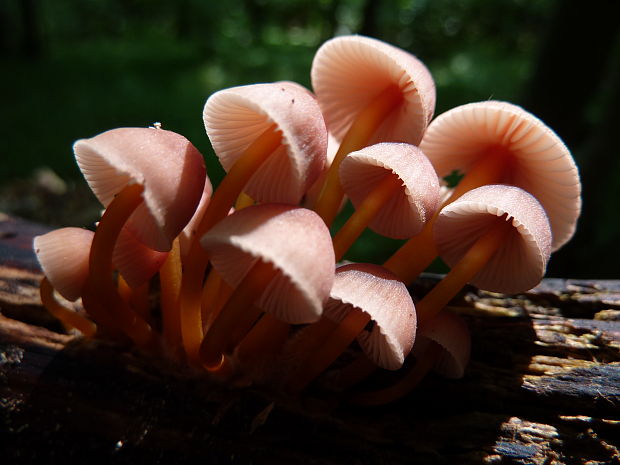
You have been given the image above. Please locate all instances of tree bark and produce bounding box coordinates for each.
[1,214,619,464]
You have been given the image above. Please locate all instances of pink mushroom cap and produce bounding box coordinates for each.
[200,204,335,324]
[74,127,207,252]
[413,311,471,379]
[323,263,417,370]
[311,34,436,146]
[203,81,327,204]
[34,227,94,301]
[420,101,581,251]
[339,142,441,238]
[434,184,552,294]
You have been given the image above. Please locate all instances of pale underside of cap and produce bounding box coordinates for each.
[413,311,471,379]
[323,263,417,370]
[113,226,168,289]
[420,101,581,251]
[200,204,335,324]
[311,35,435,147]
[74,127,206,252]
[34,227,94,301]
[340,142,440,238]
[204,81,327,205]
[434,184,552,294]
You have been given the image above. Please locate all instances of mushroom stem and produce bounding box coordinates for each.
[351,341,442,405]
[313,85,402,226]
[39,277,97,337]
[384,148,510,284]
[81,183,156,348]
[332,173,402,261]
[236,313,290,381]
[180,124,282,366]
[416,217,512,326]
[200,268,222,330]
[200,259,278,369]
[118,276,150,322]
[288,310,371,392]
[160,237,182,350]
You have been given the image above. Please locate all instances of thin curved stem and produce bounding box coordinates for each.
[179,124,282,366]
[313,85,402,227]
[160,237,182,350]
[288,310,371,392]
[82,183,156,349]
[39,277,96,337]
[332,173,401,261]
[416,217,512,326]
[200,259,277,369]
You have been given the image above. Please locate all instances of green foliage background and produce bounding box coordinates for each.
[1,0,618,278]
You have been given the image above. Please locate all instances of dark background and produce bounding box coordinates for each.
[1,0,618,279]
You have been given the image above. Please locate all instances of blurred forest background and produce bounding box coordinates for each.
[1,0,618,279]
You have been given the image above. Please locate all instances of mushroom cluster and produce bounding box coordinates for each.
[33,35,581,405]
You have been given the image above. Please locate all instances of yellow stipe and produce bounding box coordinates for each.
[118,275,150,322]
[384,147,511,285]
[236,313,290,374]
[313,85,403,227]
[289,310,371,392]
[416,217,512,326]
[237,313,290,360]
[39,277,96,337]
[180,124,282,366]
[235,192,255,210]
[200,268,222,330]
[200,259,278,369]
[333,173,401,261]
[351,341,442,406]
[383,223,437,285]
[82,183,155,349]
[160,238,182,350]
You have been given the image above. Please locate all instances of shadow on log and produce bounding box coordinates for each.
[1,214,619,464]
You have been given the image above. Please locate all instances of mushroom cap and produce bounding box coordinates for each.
[113,226,168,289]
[413,311,470,379]
[203,81,327,204]
[74,127,207,252]
[340,142,440,238]
[420,101,581,251]
[323,263,417,370]
[34,228,94,301]
[200,204,335,324]
[311,35,435,146]
[434,184,552,294]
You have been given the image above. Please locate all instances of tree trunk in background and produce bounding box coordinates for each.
[522,0,620,279]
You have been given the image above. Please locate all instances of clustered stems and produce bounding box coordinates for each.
[34,34,579,406]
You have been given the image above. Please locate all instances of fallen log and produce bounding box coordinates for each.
[1,214,619,464]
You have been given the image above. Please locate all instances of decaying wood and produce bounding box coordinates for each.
[1,214,619,464]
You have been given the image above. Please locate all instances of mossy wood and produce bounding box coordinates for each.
[1,214,619,464]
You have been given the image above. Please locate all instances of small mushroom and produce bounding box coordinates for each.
[73,127,206,348]
[417,184,552,325]
[198,204,335,374]
[352,311,470,405]
[179,81,327,365]
[287,263,416,392]
[385,101,580,283]
[33,227,97,336]
[311,35,435,225]
[333,142,440,260]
